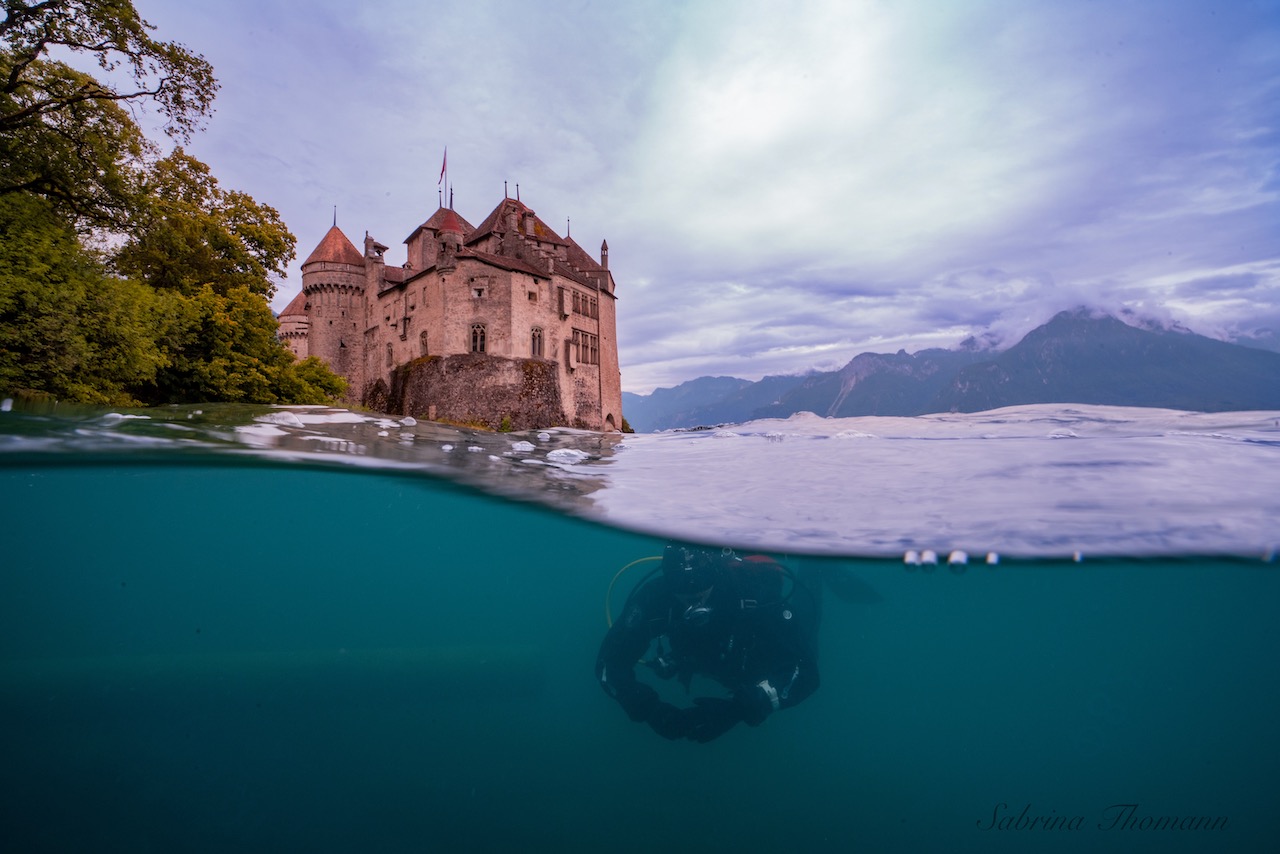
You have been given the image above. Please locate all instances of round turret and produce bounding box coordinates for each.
[300,225,367,393]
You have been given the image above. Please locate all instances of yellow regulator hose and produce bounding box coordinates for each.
[605,556,663,627]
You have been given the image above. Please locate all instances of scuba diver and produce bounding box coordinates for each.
[596,544,821,743]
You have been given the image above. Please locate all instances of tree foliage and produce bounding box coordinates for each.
[145,284,345,405]
[0,57,147,228]
[1,0,217,228]
[0,0,217,139]
[0,191,161,404]
[114,149,295,300]
[0,1,346,406]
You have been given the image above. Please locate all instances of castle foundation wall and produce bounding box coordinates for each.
[377,353,566,431]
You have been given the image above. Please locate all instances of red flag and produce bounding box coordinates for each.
[438,147,447,185]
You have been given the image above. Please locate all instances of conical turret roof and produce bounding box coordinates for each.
[404,206,477,244]
[303,225,364,266]
[278,290,308,317]
[438,208,465,234]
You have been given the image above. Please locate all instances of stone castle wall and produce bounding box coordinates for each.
[375,353,566,431]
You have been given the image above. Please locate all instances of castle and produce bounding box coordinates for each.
[276,191,622,431]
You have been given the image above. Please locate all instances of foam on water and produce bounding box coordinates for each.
[1,400,1277,559]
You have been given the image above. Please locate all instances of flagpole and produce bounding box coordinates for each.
[438,146,448,209]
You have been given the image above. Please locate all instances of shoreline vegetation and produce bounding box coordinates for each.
[0,0,346,408]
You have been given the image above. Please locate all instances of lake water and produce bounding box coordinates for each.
[1,401,1277,852]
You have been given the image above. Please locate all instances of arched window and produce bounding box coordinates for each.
[531,327,543,358]
[419,330,429,356]
[471,323,486,353]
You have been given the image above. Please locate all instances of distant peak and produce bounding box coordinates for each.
[1053,305,1114,322]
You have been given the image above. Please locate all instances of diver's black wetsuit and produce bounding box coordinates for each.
[596,551,820,743]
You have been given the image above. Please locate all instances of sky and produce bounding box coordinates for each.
[127,0,1280,393]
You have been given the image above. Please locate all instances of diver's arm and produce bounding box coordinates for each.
[735,611,821,726]
[595,601,657,721]
[596,583,692,738]
[772,654,820,711]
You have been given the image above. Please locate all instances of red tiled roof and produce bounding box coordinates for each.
[403,206,476,244]
[278,290,308,317]
[564,236,604,272]
[465,200,510,245]
[303,225,364,267]
[564,265,595,288]
[464,247,552,279]
[465,197,567,248]
[439,208,465,234]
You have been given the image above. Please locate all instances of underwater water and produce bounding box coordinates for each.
[1,403,1278,852]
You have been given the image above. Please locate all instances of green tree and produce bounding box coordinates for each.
[277,356,349,405]
[0,190,161,404]
[145,284,345,405]
[114,149,344,404]
[0,58,147,229]
[114,149,295,300]
[0,1,346,406]
[1,0,217,228]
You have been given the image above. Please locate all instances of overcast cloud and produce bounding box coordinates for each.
[131,0,1280,392]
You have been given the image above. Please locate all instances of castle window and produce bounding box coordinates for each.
[471,323,486,353]
[570,290,599,319]
[527,290,537,302]
[386,343,393,366]
[531,327,543,358]
[419,331,429,356]
[573,329,600,365]
[472,287,485,299]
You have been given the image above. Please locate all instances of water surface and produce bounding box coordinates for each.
[1,403,1276,852]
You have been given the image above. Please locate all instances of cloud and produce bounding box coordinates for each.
[130,0,1280,393]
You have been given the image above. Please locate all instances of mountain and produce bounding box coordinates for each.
[756,347,989,419]
[668,373,811,428]
[623,309,1280,431]
[622,376,752,432]
[932,308,1280,413]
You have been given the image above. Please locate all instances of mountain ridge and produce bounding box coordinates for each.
[623,308,1280,431]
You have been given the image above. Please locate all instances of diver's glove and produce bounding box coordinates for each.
[616,682,660,722]
[736,680,781,727]
[648,702,693,740]
[685,697,742,743]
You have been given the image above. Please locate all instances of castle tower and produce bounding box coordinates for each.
[437,208,464,271]
[300,225,366,400]
[403,206,476,272]
[276,290,310,360]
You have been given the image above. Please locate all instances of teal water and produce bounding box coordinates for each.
[2,456,1277,852]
